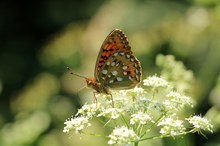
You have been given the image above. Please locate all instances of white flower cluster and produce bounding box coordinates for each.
[130,112,153,125]
[63,103,102,133]
[123,86,145,97]
[77,103,102,118]
[163,91,193,112]
[186,115,213,132]
[166,91,193,107]
[63,74,213,146]
[108,126,139,146]
[157,117,185,136]
[143,75,168,88]
[63,116,91,133]
[98,108,124,119]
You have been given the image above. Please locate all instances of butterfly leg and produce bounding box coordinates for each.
[109,94,114,108]
[93,91,98,107]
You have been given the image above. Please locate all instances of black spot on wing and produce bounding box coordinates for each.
[99,60,105,63]
[101,56,108,60]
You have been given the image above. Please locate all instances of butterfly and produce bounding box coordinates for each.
[68,29,142,107]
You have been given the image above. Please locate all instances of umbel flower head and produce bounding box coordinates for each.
[63,75,213,146]
[63,116,91,133]
[186,115,213,133]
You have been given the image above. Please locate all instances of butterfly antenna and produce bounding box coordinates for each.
[66,67,87,79]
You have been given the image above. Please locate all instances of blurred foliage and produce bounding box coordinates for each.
[0,0,220,146]
[156,54,195,95]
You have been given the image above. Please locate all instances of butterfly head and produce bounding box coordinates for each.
[85,77,98,87]
[86,77,110,94]
[67,67,110,94]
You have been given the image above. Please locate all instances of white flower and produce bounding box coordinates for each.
[157,117,185,136]
[63,116,91,133]
[125,86,145,96]
[165,91,193,109]
[143,75,168,88]
[130,112,153,125]
[98,108,124,119]
[162,100,178,111]
[108,126,139,146]
[114,87,146,101]
[186,115,213,132]
[110,91,130,106]
[77,103,102,118]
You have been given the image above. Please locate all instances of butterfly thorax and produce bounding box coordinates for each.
[86,77,110,94]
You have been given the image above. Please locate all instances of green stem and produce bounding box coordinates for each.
[121,114,129,128]
[81,131,103,137]
[138,130,192,142]
[134,141,139,146]
[145,87,157,113]
[140,113,165,138]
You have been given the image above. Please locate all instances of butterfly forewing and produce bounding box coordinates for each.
[94,29,131,77]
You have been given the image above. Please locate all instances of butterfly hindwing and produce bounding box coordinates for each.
[97,50,142,89]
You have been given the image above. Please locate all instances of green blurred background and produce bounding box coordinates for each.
[0,0,220,146]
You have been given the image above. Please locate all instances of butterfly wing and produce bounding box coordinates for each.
[94,29,131,77]
[97,50,142,89]
[95,29,142,89]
